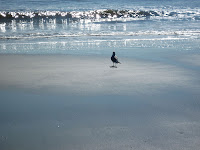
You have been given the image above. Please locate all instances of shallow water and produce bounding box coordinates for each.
[0,0,199,57]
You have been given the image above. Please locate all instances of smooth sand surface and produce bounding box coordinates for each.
[0,54,199,95]
[0,54,200,150]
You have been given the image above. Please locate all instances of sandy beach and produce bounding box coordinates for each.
[0,54,200,150]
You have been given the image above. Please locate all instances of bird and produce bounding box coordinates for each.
[111,52,121,67]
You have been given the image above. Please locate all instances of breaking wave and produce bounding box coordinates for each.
[0,9,200,23]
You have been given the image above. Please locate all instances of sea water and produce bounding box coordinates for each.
[0,0,199,58]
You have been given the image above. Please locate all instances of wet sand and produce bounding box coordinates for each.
[0,54,200,150]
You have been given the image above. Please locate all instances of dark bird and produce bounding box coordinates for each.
[111,52,121,67]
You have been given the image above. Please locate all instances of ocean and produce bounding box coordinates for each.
[0,0,200,58]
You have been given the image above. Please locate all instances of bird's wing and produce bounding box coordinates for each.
[114,56,121,63]
[115,56,119,61]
